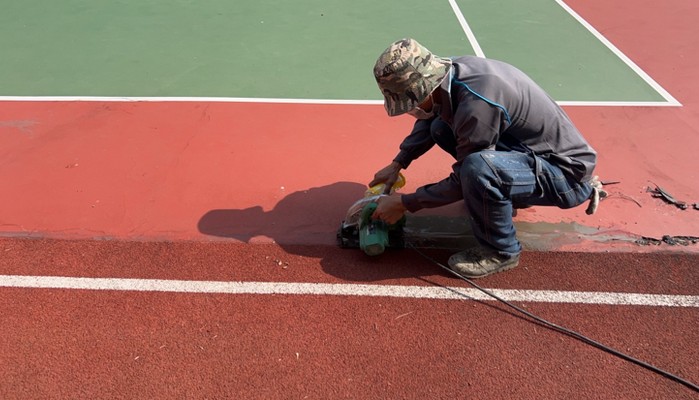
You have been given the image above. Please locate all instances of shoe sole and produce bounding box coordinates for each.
[449,260,519,279]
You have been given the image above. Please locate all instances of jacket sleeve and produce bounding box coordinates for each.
[401,100,508,212]
[392,119,436,169]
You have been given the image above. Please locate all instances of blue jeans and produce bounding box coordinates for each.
[429,119,593,257]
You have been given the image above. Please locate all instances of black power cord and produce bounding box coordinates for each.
[409,245,699,393]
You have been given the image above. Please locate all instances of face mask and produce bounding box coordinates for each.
[407,106,435,120]
[407,95,435,119]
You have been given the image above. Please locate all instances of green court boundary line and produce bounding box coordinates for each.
[0,96,681,107]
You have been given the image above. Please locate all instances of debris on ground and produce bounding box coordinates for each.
[636,235,699,246]
[607,193,643,208]
[646,183,689,210]
[589,180,643,208]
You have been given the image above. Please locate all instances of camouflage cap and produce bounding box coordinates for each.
[373,38,452,116]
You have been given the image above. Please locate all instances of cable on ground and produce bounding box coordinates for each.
[409,245,699,393]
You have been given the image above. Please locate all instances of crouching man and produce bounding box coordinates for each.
[370,38,599,278]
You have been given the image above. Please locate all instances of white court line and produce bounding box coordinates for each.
[556,0,681,106]
[446,0,680,106]
[0,96,380,104]
[448,0,485,58]
[0,96,681,107]
[1,275,697,308]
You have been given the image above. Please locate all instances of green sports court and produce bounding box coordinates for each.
[0,0,676,103]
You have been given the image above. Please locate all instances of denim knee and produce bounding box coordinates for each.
[460,152,493,189]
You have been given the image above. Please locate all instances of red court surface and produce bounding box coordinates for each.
[1,0,698,398]
[0,2,697,247]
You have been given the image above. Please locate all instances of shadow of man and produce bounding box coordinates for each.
[197,181,450,281]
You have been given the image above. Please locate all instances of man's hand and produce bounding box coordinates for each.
[369,161,402,194]
[372,194,407,224]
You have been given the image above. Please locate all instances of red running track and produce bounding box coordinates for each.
[0,238,698,399]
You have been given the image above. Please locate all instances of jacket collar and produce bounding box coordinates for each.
[435,65,455,123]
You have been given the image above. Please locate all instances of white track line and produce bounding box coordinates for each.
[556,0,681,106]
[448,0,485,58]
[0,96,681,107]
[1,275,697,308]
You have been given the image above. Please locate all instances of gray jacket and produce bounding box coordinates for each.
[396,56,597,212]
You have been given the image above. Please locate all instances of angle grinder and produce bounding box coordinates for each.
[337,174,406,256]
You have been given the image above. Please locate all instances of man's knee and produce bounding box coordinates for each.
[460,152,495,192]
[460,152,490,180]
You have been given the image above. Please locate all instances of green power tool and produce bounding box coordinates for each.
[356,201,405,256]
[337,198,406,256]
[337,174,407,256]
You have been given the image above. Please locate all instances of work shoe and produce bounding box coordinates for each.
[448,247,520,278]
[585,175,608,215]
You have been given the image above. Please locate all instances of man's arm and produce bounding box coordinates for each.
[402,101,506,212]
[392,118,436,169]
[369,161,403,194]
[369,118,436,194]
